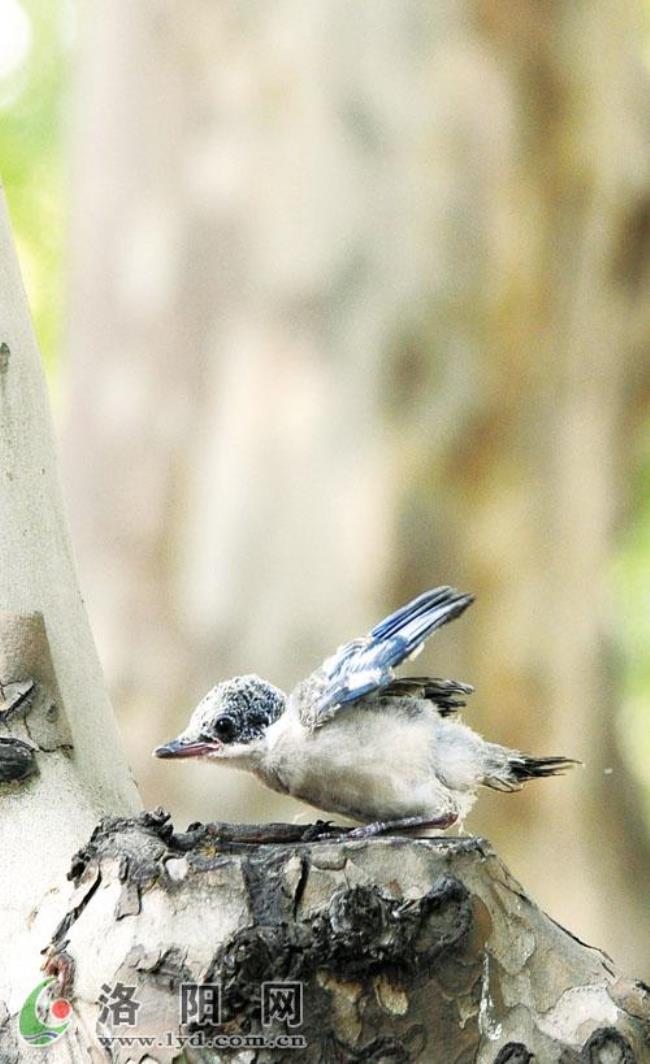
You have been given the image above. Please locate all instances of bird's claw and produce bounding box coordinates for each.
[300,820,341,841]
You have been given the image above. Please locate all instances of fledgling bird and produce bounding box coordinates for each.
[154,587,577,838]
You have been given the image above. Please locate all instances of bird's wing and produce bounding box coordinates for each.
[380,676,474,717]
[295,586,474,728]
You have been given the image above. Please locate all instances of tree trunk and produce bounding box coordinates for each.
[7,810,647,1063]
[0,187,140,1026]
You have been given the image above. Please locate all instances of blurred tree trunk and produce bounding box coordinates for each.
[390,0,650,978]
[63,0,650,973]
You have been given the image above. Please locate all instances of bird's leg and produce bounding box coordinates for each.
[339,812,458,841]
[175,819,346,848]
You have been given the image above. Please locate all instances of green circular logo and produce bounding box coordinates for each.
[18,977,72,1047]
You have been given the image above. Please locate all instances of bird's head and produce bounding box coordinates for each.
[153,674,285,765]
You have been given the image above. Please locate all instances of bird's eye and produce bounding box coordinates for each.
[214,715,237,742]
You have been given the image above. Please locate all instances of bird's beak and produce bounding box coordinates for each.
[153,738,220,759]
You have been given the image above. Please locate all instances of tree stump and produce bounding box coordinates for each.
[6,809,646,1063]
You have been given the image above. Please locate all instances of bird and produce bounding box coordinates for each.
[154,586,577,839]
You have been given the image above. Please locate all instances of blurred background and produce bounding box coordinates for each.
[2,0,649,974]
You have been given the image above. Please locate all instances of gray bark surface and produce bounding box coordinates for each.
[0,185,140,1022]
[19,810,649,1064]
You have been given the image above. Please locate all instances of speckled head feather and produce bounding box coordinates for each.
[190,674,285,746]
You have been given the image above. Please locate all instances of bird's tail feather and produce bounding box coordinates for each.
[484,753,579,792]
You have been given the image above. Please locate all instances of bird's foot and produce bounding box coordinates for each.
[327,812,458,842]
[299,820,347,841]
[178,819,347,847]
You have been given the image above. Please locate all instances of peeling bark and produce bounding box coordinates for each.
[19,811,648,1063]
[0,736,37,782]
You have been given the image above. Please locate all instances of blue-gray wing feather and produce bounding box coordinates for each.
[296,586,473,728]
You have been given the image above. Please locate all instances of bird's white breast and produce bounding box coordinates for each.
[261,700,465,823]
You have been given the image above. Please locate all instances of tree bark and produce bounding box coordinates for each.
[0,186,141,1023]
[7,810,647,1063]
